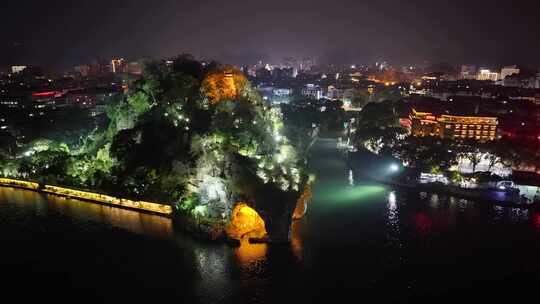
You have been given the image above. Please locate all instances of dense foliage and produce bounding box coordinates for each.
[351,100,408,154]
[0,56,309,236]
[351,99,538,179]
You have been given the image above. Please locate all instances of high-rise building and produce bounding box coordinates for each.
[376,61,389,71]
[89,61,104,75]
[111,58,127,73]
[500,65,520,79]
[301,84,322,100]
[128,62,142,75]
[74,65,91,77]
[283,57,298,68]
[326,85,344,100]
[299,57,315,71]
[11,66,27,74]
[460,65,477,79]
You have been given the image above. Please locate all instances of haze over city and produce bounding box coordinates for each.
[2,0,540,69]
[1,1,540,303]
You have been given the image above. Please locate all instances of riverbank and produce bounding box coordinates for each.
[373,177,537,209]
[0,178,172,216]
[346,150,538,209]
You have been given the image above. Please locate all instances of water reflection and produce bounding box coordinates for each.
[535,214,540,232]
[414,212,432,236]
[494,205,530,223]
[457,198,469,212]
[4,177,540,303]
[0,187,173,238]
[386,192,401,237]
[493,205,505,221]
[235,240,268,267]
[510,208,529,222]
[413,190,539,237]
[290,221,304,261]
[193,245,231,301]
[429,193,439,208]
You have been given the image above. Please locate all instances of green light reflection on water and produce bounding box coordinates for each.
[314,183,388,206]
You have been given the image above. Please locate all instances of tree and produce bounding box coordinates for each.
[0,133,17,157]
[344,89,369,108]
[352,100,407,153]
[393,136,458,171]
[455,139,483,173]
[481,140,506,172]
[373,87,403,103]
[13,57,309,241]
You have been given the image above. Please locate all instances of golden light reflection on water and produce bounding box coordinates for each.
[0,187,173,239]
[290,221,304,261]
[1,186,312,274]
[233,220,305,266]
[234,239,268,265]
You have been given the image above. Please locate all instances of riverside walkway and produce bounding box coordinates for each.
[0,178,172,216]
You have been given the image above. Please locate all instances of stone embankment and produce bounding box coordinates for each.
[0,178,172,216]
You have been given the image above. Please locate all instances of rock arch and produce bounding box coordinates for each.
[226,203,267,240]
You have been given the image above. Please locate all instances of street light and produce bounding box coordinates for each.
[389,163,400,173]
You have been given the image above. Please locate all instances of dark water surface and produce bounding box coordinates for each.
[1,138,539,303]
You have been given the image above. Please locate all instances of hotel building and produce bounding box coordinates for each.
[408,108,498,141]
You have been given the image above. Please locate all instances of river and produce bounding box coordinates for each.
[1,138,539,303]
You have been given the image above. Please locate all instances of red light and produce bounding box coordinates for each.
[415,213,432,235]
[535,214,540,231]
[32,91,59,97]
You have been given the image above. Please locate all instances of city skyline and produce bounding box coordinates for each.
[2,0,540,69]
[2,2,540,301]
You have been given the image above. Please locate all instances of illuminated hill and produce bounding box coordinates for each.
[1,56,310,242]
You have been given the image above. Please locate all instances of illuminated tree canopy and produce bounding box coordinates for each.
[202,68,250,104]
[0,55,310,240]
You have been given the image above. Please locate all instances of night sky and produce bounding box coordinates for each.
[2,0,540,69]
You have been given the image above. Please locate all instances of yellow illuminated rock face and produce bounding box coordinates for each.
[202,68,248,104]
[226,203,267,240]
[293,185,312,220]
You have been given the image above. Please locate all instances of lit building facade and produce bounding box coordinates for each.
[409,108,498,141]
[74,65,91,77]
[11,66,27,74]
[326,85,345,100]
[500,65,520,79]
[111,58,127,73]
[477,69,500,81]
[301,84,322,100]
